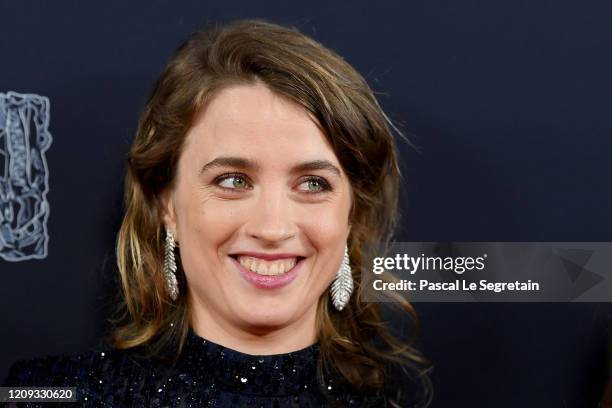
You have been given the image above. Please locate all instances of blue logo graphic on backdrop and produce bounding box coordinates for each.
[0,91,52,262]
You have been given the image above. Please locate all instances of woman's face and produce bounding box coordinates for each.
[161,82,352,348]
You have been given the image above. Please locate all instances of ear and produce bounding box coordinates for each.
[159,188,178,240]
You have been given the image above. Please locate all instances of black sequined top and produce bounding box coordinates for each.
[1,327,413,407]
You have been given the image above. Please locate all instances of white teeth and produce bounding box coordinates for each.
[236,256,298,275]
[270,263,279,275]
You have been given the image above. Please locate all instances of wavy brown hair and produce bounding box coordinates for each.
[107,18,432,407]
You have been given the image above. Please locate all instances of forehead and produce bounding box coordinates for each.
[183,83,338,161]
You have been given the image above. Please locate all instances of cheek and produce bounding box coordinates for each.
[302,212,347,244]
[175,190,243,261]
[297,202,350,277]
[298,194,352,246]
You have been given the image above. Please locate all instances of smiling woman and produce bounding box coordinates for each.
[159,82,356,353]
[3,19,431,407]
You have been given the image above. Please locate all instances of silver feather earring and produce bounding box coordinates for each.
[330,243,354,311]
[163,229,179,301]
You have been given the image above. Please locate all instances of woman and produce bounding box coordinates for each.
[3,19,431,407]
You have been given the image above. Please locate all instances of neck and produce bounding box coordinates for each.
[189,295,319,355]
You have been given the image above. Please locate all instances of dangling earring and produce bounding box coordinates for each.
[163,229,179,301]
[330,243,354,311]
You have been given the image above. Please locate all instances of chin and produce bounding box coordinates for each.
[235,306,296,329]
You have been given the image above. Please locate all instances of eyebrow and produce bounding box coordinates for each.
[199,156,342,177]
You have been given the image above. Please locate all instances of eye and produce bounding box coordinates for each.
[215,173,251,191]
[297,176,332,194]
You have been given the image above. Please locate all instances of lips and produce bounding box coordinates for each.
[228,254,306,289]
[229,251,305,261]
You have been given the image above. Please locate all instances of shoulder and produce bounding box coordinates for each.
[2,343,158,404]
[3,346,131,386]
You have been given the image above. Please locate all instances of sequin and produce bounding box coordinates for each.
[1,327,395,407]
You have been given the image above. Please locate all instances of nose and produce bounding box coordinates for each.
[245,185,297,244]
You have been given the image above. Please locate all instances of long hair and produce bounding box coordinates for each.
[107,18,432,407]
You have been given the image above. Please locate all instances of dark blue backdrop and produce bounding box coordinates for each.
[1,1,611,407]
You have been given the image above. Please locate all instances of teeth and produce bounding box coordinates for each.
[237,256,298,275]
